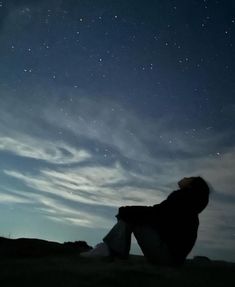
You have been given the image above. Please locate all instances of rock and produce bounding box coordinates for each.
[63,240,93,252]
[193,256,211,264]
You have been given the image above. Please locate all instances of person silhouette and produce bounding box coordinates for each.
[81,176,210,266]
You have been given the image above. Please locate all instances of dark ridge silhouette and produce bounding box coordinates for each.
[0,237,92,258]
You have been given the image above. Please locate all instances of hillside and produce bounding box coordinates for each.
[0,237,234,287]
[0,254,234,287]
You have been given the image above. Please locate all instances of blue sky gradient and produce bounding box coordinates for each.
[0,0,234,261]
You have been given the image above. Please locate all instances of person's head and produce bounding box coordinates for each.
[178,176,209,192]
[178,176,210,213]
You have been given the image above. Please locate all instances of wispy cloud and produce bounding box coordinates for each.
[0,189,32,204]
[0,136,91,164]
[4,163,164,208]
[2,186,113,229]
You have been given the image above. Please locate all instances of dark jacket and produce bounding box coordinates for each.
[117,188,209,265]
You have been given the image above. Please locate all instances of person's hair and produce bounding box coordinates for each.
[190,176,210,194]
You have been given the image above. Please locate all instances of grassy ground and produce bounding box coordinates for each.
[0,255,234,287]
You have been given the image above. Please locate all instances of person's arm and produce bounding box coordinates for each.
[116,205,155,224]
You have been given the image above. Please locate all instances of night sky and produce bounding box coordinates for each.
[0,0,234,261]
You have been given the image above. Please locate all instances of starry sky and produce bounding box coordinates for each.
[0,0,234,261]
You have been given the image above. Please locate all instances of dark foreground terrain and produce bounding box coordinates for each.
[0,237,234,287]
[1,255,235,287]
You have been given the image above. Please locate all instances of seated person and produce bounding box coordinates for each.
[81,176,210,266]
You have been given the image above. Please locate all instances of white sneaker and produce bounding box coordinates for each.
[80,242,110,257]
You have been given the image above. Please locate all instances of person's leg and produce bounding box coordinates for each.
[81,220,132,258]
[103,220,132,259]
[133,225,172,265]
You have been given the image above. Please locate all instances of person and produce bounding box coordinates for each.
[81,176,210,266]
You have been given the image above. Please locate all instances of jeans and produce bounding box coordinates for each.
[103,220,172,265]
